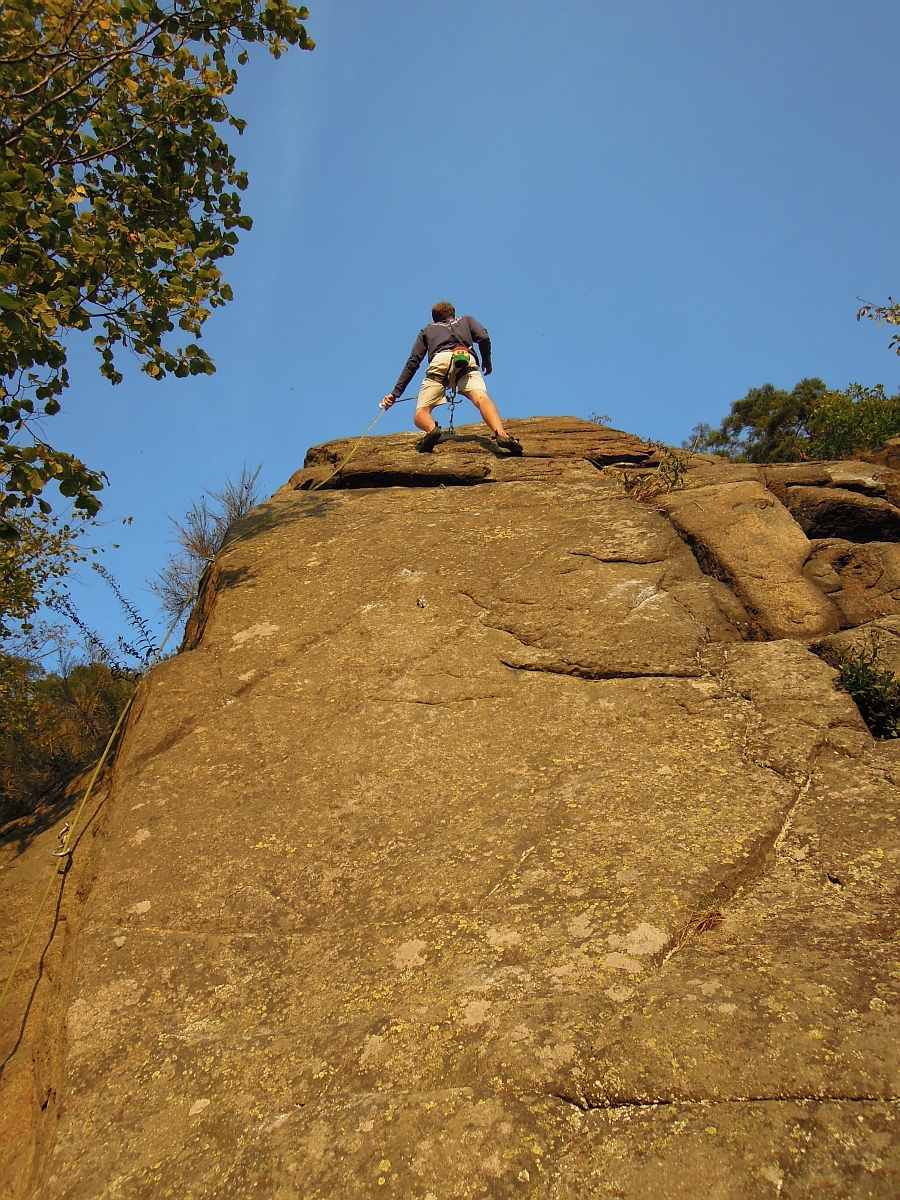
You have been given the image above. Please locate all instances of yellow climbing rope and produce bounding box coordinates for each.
[0,403,391,1018]
[305,405,388,492]
[0,585,196,1017]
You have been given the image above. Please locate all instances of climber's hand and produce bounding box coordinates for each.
[380,395,396,410]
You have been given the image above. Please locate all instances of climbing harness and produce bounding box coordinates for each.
[441,318,479,436]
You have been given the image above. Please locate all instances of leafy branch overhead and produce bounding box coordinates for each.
[857,297,900,357]
[0,0,313,532]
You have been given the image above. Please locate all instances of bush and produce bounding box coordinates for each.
[836,636,900,739]
[808,385,900,460]
[0,650,137,824]
[685,378,900,463]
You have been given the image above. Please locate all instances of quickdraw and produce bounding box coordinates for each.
[444,383,460,434]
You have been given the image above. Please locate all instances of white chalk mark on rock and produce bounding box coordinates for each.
[230,622,279,650]
[486,926,522,948]
[603,952,643,974]
[461,1000,491,1027]
[393,939,427,969]
[607,922,666,957]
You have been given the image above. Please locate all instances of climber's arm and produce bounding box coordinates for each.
[467,316,492,376]
[388,330,428,401]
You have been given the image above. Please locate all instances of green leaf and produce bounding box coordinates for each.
[0,0,314,517]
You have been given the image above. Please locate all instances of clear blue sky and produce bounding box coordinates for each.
[52,0,900,644]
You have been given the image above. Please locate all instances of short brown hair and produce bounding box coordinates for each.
[432,301,456,322]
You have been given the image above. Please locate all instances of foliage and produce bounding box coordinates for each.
[0,644,136,823]
[587,411,611,426]
[857,297,900,357]
[622,442,690,502]
[149,461,260,617]
[46,560,160,672]
[837,634,900,739]
[0,0,313,534]
[807,384,900,460]
[687,377,900,463]
[0,462,261,825]
[0,508,89,640]
[686,378,828,462]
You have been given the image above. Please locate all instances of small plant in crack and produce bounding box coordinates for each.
[675,908,725,949]
[622,442,691,502]
[836,634,900,738]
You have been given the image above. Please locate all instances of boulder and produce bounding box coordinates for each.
[813,615,900,676]
[764,460,889,496]
[659,480,841,639]
[803,539,900,627]
[4,425,900,1200]
[784,485,900,542]
[861,435,900,474]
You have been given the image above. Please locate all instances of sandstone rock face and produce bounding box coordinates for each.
[814,615,900,675]
[659,480,841,639]
[804,539,900,627]
[2,419,899,1199]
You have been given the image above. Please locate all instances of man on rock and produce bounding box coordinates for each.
[380,302,523,454]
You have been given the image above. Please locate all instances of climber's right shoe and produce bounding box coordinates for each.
[418,423,443,453]
[493,431,523,456]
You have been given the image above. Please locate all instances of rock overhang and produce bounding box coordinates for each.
[286,416,654,492]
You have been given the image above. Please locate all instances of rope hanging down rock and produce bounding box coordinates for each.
[0,401,397,1017]
[0,579,199,1017]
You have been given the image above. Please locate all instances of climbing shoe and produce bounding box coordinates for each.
[493,431,523,456]
[418,423,443,453]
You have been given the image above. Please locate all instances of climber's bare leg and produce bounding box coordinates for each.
[462,390,508,438]
[414,405,438,433]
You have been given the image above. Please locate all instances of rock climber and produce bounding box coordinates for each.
[380,302,523,454]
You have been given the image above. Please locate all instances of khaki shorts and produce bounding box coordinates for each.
[416,350,487,410]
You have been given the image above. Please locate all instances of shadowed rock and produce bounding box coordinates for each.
[785,485,900,542]
[288,417,652,491]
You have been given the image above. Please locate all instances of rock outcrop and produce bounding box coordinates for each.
[2,418,899,1198]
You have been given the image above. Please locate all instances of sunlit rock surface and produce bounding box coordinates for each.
[2,419,899,1198]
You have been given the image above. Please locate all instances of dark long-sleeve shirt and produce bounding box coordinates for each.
[391,316,492,398]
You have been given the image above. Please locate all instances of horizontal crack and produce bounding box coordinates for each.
[491,620,700,681]
[568,551,667,565]
[499,658,699,682]
[370,694,507,705]
[552,1092,900,1112]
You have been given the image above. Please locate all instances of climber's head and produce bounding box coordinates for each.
[432,301,456,323]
